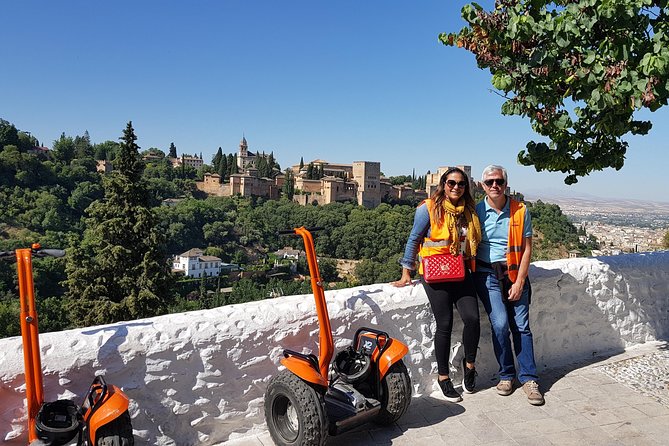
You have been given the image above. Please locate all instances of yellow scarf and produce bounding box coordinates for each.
[440,199,481,258]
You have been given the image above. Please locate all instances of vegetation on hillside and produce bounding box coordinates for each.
[0,118,588,337]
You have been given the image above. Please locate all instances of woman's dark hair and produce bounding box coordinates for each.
[430,167,475,223]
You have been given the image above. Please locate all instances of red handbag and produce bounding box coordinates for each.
[421,253,465,283]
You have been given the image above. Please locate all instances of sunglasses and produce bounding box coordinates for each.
[483,178,506,187]
[445,180,467,188]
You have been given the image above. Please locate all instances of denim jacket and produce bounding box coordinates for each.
[399,203,430,270]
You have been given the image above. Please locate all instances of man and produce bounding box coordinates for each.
[474,165,544,406]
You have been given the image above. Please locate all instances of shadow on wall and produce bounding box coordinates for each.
[530,262,625,371]
[597,252,669,342]
[526,253,669,392]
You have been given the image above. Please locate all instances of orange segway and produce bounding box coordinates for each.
[264,227,412,445]
[0,244,134,445]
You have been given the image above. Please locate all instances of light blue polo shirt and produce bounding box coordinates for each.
[475,197,532,264]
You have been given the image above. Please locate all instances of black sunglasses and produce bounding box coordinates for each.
[483,178,506,187]
[445,180,467,188]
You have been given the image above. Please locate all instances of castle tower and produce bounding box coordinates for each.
[239,136,248,158]
[353,161,381,208]
[237,136,255,170]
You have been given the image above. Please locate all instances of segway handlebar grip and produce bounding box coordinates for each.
[38,249,66,258]
[304,226,324,232]
[276,229,297,235]
[276,227,325,236]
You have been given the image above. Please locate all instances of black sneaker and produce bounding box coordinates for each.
[438,378,462,402]
[462,358,477,394]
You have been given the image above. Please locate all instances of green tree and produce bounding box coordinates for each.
[51,133,76,164]
[74,131,93,159]
[256,153,268,178]
[17,131,38,152]
[0,119,20,151]
[282,168,295,200]
[212,147,223,170]
[441,0,669,184]
[231,154,239,174]
[268,151,279,173]
[168,142,177,158]
[664,230,669,248]
[65,122,172,326]
[218,153,228,180]
[318,258,339,282]
[93,140,121,161]
[226,154,235,177]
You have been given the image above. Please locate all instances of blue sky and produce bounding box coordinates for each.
[2,1,668,202]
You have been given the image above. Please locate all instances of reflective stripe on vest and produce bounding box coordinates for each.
[506,199,525,282]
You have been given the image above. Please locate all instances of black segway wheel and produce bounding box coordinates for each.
[376,360,412,425]
[95,410,134,446]
[264,369,328,446]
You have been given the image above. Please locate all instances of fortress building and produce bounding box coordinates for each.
[196,138,427,208]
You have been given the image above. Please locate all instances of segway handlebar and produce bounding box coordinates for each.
[34,249,66,258]
[0,247,66,261]
[276,226,324,236]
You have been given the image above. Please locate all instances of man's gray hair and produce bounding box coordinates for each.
[481,165,508,183]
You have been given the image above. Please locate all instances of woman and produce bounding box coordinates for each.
[391,167,481,402]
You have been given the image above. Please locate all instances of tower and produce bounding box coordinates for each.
[353,161,381,208]
[237,136,254,170]
[239,136,248,158]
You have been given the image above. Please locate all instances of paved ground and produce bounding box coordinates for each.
[225,341,669,446]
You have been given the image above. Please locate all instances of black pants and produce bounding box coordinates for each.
[422,271,480,376]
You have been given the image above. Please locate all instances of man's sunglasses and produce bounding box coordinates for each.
[445,180,467,188]
[483,178,506,187]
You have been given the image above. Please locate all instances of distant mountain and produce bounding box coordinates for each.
[524,192,669,214]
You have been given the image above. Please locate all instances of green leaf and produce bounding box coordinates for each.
[583,51,596,64]
[492,73,513,91]
[554,113,571,130]
[590,89,601,103]
[556,35,570,48]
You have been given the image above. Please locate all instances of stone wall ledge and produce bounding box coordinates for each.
[1,252,668,444]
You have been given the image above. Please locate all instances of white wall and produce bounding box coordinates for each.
[1,253,668,445]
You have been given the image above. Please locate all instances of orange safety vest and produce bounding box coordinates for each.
[506,199,526,283]
[417,199,475,274]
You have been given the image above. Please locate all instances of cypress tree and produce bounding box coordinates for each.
[218,153,228,180]
[168,142,177,158]
[212,147,223,171]
[231,154,239,174]
[64,121,172,327]
[226,154,234,176]
[282,168,295,200]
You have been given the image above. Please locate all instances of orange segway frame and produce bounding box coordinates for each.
[82,375,130,444]
[278,227,334,388]
[15,247,45,443]
[277,227,408,387]
[7,245,131,445]
[355,329,409,380]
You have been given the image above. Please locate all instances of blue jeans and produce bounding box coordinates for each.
[474,271,538,384]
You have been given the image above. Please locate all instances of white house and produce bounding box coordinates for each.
[172,248,222,278]
[274,247,303,260]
